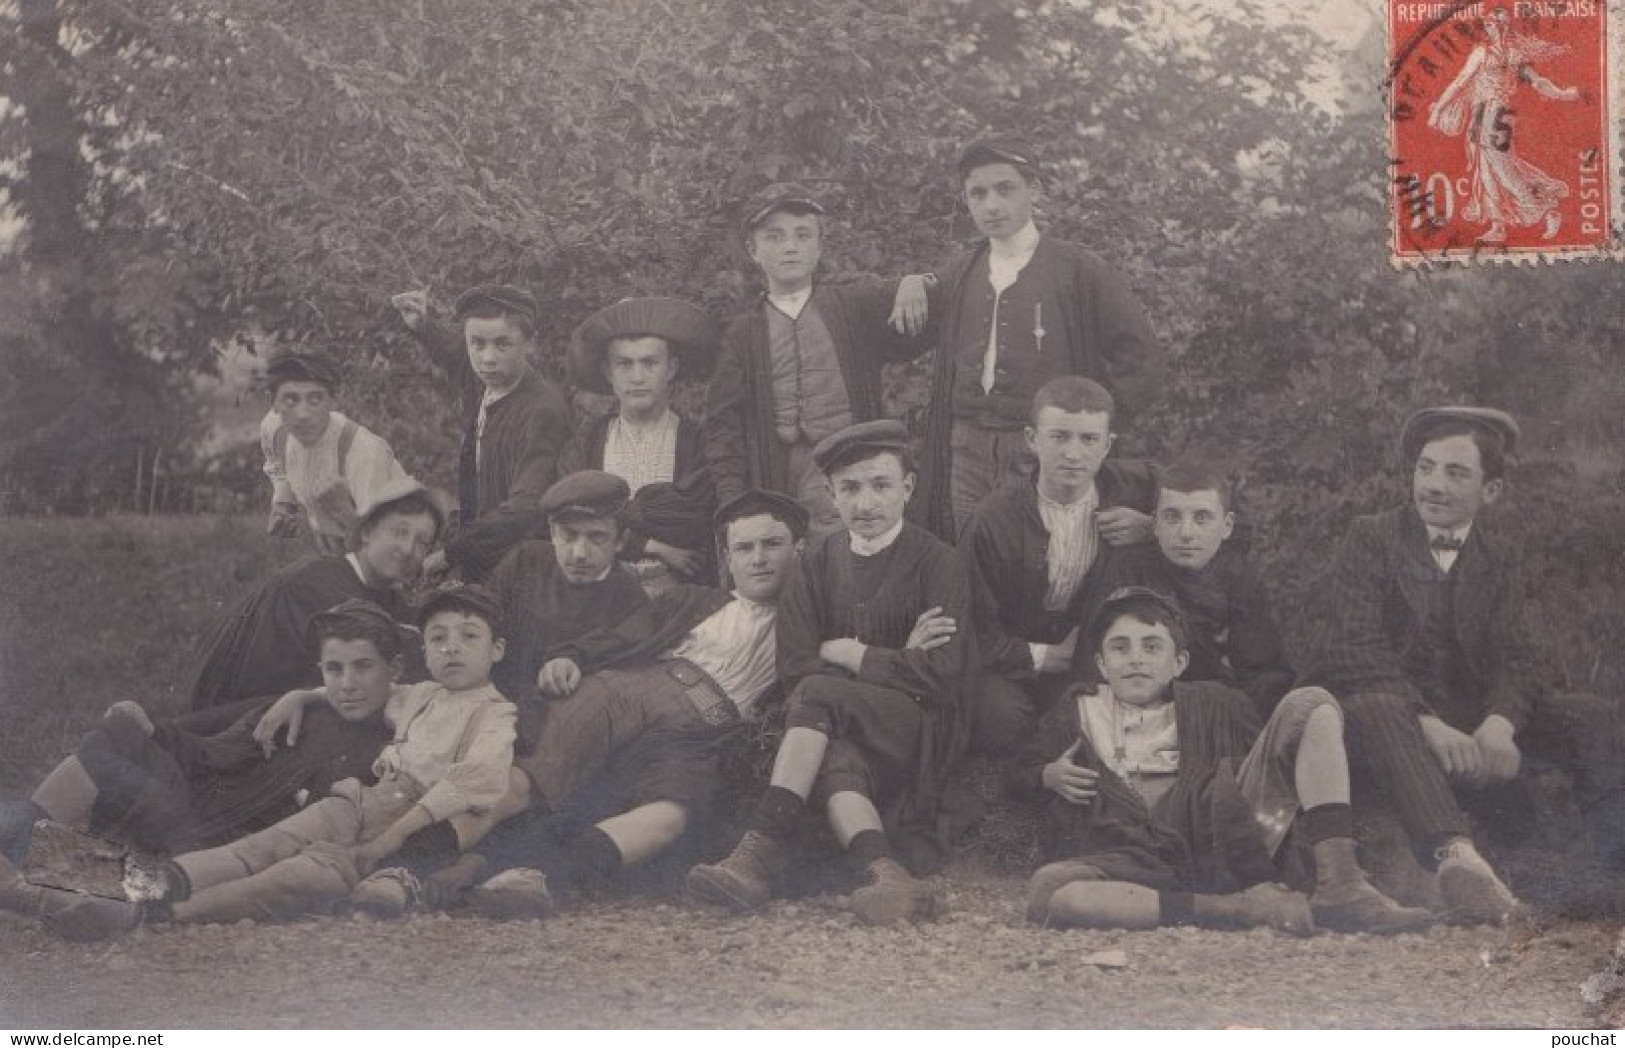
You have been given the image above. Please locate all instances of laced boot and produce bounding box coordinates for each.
[1309,837,1434,934]
[685,830,786,913]
[850,857,938,927]
[1192,883,1315,937]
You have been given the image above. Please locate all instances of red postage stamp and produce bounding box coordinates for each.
[1388,1,1621,264]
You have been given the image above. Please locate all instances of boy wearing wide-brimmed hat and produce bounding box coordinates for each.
[562,296,720,587]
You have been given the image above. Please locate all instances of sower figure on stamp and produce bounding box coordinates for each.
[687,420,970,925]
[961,375,1158,759]
[561,296,721,591]
[1017,588,1432,936]
[703,183,933,542]
[913,136,1167,539]
[1303,406,1625,923]
[392,284,574,582]
[401,490,811,920]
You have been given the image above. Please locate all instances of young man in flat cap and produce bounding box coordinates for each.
[398,490,811,917]
[1017,587,1430,935]
[259,349,415,554]
[1304,406,1625,923]
[484,470,650,716]
[914,136,1167,539]
[962,375,1158,758]
[393,284,574,581]
[705,183,932,542]
[187,481,445,710]
[561,296,720,589]
[687,419,969,925]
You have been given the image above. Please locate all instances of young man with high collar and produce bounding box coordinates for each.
[913,136,1167,539]
[1305,406,1625,923]
[704,183,933,542]
[961,375,1157,758]
[686,420,970,925]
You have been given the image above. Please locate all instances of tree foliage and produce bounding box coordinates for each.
[1,0,1620,679]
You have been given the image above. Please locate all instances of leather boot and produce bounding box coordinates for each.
[1310,837,1434,934]
[685,830,786,913]
[1191,883,1315,936]
[850,857,937,926]
[1435,837,1524,925]
[1025,859,1108,924]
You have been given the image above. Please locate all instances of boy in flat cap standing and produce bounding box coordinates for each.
[705,183,932,541]
[1305,406,1625,923]
[259,349,415,554]
[393,284,574,581]
[687,420,969,925]
[562,297,720,588]
[915,137,1166,539]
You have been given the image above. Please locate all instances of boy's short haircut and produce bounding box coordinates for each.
[418,581,506,640]
[1158,457,1235,513]
[1089,586,1190,655]
[715,488,811,545]
[353,481,448,548]
[454,284,538,340]
[1030,375,1115,426]
[309,598,409,663]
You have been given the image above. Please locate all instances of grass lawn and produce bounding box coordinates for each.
[0,514,307,791]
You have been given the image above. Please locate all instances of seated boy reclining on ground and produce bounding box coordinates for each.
[0,599,411,932]
[1013,587,1432,936]
[44,583,516,940]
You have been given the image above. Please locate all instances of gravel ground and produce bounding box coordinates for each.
[0,872,1617,1029]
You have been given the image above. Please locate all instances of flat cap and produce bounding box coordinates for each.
[454,284,538,328]
[1089,585,1188,650]
[811,419,912,476]
[1401,406,1520,465]
[307,597,414,651]
[957,135,1040,179]
[538,470,631,523]
[715,488,811,541]
[568,297,719,395]
[418,581,505,636]
[353,477,448,544]
[741,182,827,233]
[265,350,341,392]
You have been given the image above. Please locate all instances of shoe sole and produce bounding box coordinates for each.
[349,895,410,920]
[39,891,138,942]
[1438,863,1520,925]
[466,889,554,922]
[1313,903,1436,936]
[684,868,766,914]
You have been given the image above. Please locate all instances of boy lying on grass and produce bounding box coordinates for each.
[45,583,515,940]
[1015,587,1432,936]
[0,599,407,930]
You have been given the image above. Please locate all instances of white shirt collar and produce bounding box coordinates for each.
[989,221,1041,263]
[767,286,814,320]
[849,518,905,557]
[1426,522,1473,544]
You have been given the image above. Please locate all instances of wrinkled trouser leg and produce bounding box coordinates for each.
[171,843,361,924]
[1339,690,1471,858]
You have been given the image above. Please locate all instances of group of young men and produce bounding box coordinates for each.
[1,135,1620,943]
